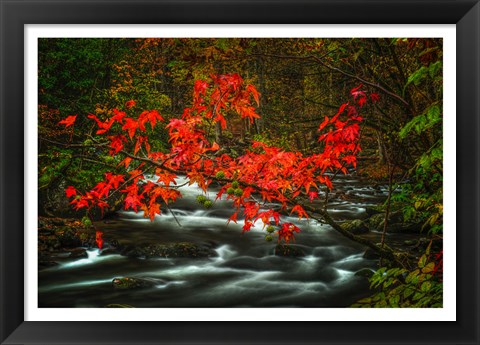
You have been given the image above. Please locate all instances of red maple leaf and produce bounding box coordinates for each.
[278,222,300,243]
[138,110,164,131]
[156,172,177,187]
[357,96,367,107]
[58,115,77,127]
[87,114,115,134]
[308,191,318,202]
[95,230,104,249]
[318,115,330,131]
[290,205,309,219]
[125,99,136,109]
[246,84,260,106]
[255,210,281,226]
[194,80,208,99]
[112,109,126,124]
[342,155,357,167]
[71,198,89,210]
[65,186,77,198]
[242,221,254,233]
[227,212,238,224]
[145,202,161,221]
[329,103,348,124]
[350,84,365,100]
[206,141,220,152]
[124,194,143,212]
[105,172,125,189]
[108,135,127,155]
[122,118,139,139]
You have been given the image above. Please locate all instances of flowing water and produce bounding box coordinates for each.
[38,176,396,308]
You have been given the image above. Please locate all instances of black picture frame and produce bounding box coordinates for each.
[1,0,479,344]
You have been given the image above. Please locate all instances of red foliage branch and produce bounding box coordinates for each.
[60,74,376,243]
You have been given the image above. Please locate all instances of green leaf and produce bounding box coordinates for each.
[406,66,428,88]
[383,279,394,289]
[421,281,432,292]
[399,104,442,139]
[426,105,441,123]
[422,262,436,274]
[406,269,420,283]
[403,287,415,299]
[428,61,442,79]
[413,292,425,301]
[376,299,388,308]
[388,295,400,307]
[418,254,427,268]
[425,242,432,256]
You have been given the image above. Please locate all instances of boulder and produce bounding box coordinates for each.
[366,211,409,231]
[112,277,157,290]
[57,227,83,248]
[366,213,386,230]
[38,235,61,252]
[38,180,80,218]
[274,244,305,257]
[341,219,369,234]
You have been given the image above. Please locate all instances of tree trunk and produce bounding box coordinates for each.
[376,130,387,164]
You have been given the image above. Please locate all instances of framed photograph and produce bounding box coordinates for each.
[1,1,479,344]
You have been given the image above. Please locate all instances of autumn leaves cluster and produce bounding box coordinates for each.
[60,74,376,243]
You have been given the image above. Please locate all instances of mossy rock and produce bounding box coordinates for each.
[365,212,421,234]
[366,213,386,230]
[112,277,156,290]
[56,227,82,248]
[366,211,405,229]
[38,235,61,252]
[341,219,369,234]
[274,244,305,257]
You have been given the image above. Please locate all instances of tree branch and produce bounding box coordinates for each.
[249,51,410,107]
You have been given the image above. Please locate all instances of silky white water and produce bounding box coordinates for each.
[38,175,389,307]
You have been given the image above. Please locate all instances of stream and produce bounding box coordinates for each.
[38,175,403,308]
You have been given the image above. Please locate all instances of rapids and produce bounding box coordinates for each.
[38,175,391,308]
